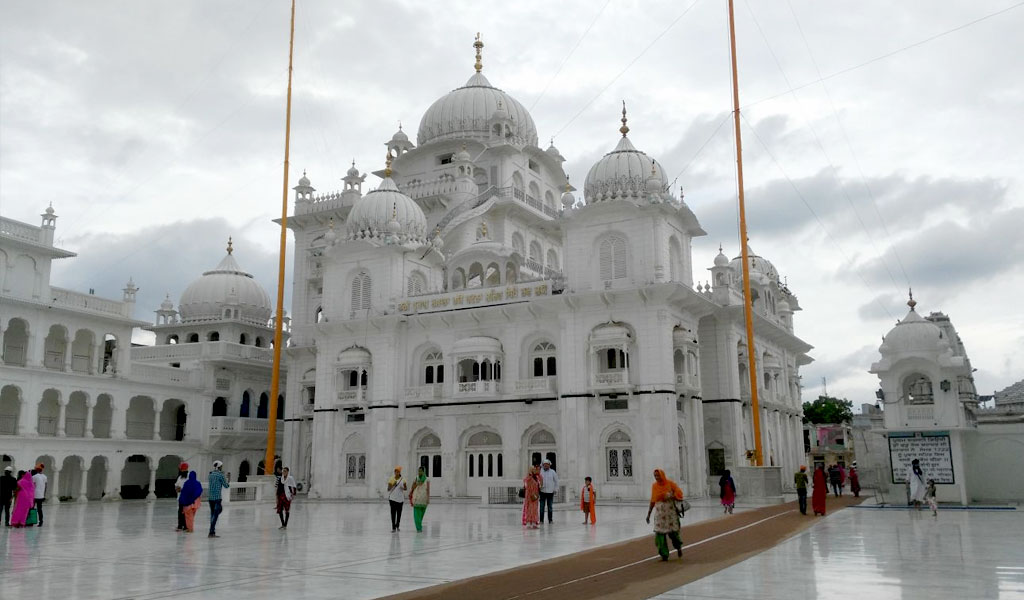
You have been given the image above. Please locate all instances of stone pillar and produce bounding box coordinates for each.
[50,468,61,502]
[153,404,161,441]
[146,464,158,500]
[20,397,39,438]
[91,342,104,375]
[84,398,95,438]
[110,397,127,439]
[56,398,67,437]
[26,331,42,368]
[77,468,90,502]
[105,458,122,501]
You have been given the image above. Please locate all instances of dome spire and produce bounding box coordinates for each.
[473,33,484,73]
[226,236,233,255]
[619,101,630,137]
[384,151,393,178]
[907,288,917,311]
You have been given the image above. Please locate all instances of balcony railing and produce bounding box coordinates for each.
[1,217,44,243]
[514,378,556,395]
[405,385,444,401]
[129,363,201,387]
[126,420,154,439]
[0,415,17,435]
[38,417,57,436]
[397,281,553,315]
[65,418,86,437]
[455,380,500,396]
[210,416,281,434]
[130,341,273,366]
[50,287,126,317]
[594,371,626,386]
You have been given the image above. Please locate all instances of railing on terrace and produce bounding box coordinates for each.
[0,415,17,435]
[50,287,125,317]
[131,342,273,365]
[38,417,57,436]
[405,385,444,401]
[456,380,499,395]
[0,217,44,243]
[210,416,280,434]
[487,485,565,505]
[93,419,111,438]
[397,281,553,315]
[514,378,556,395]
[129,363,200,387]
[65,418,86,437]
[594,371,626,386]
[126,420,154,439]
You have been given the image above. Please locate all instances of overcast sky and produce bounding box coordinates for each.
[2,1,1022,405]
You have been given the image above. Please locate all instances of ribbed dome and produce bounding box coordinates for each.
[584,136,669,204]
[417,72,538,147]
[880,308,947,355]
[729,248,779,283]
[347,176,428,245]
[178,249,272,326]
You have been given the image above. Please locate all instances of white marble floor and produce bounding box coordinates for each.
[0,498,737,600]
[653,507,1024,600]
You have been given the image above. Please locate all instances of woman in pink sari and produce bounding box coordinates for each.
[522,466,541,529]
[11,471,34,527]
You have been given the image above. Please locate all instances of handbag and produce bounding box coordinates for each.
[517,487,525,499]
[675,499,692,518]
[26,507,39,526]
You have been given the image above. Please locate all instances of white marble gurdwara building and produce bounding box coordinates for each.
[0,209,284,502]
[282,44,813,502]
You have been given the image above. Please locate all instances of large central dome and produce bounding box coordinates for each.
[178,245,272,326]
[417,72,538,147]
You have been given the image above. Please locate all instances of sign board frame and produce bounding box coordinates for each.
[888,431,955,485]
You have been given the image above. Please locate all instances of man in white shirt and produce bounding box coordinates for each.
[539,459,559,524]
[32,464,48,527]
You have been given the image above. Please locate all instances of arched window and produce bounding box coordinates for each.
[529,241,542,266]
[531,342,557,377]
[606,430,633,480]
[207,331,220,342]
[351,272,372,313]
[599,236,628,283]
[407,271,426,296]
[239,391,251,418]
[187,333,199,343]
[546,249,559,271]
[239,333,248,345]
[466,430,502,479]
[423,351,444,384]
[418,433,443,478]
[511,232,525,256]
[212,397,227,417]
[257,392,269,419]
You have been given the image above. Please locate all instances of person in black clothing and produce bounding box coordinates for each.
[1,466,16,526]
[828,465,841,497]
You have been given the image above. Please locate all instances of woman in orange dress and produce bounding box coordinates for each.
[522,466,541,529]
[178,471,203,532]
[645,469,684,561]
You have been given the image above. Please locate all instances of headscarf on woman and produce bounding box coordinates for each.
[178,471,203,506]
[11,471,35,527]
[812,465,828,516]
[650,469,683,504]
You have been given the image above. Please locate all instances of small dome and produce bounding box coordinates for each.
[347,175,428,245]
[178,246,272,326]
[454,146,472,163]
[584,136,668,204]
[391,127,410,143]
[729,248,779,283]
[452,336,502,355]
[546,141,565,162]
[714,247,729,267]
[880,307,947,355]
[417,72,538,147]
[337,346,372,368]
[346,162,360,178]
[561,190,575,209]
[160,294,175,311]
[298,171,311,187]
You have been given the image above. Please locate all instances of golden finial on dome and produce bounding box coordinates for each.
[619,101,630,137]
[226,236,233,255]
[474,33,484,73]
[907,288,917,311]
[384,151,393,178]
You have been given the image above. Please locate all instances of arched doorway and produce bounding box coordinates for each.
[526,428,557,472]
[120,455,150,499]
[238,460,250,482]
[212,397,228,417]
[59,455,85,501]
[464,429,502,499]
[87,456,107,500]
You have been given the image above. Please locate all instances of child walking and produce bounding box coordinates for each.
[925,479,938,516]
[580,476,596,524]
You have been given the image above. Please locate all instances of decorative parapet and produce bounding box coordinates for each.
[0,217,45,244]
[50,287,127,317]
[397,282,551,315]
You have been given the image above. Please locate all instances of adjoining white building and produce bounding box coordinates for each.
[0,210,283,501]
[859,295,1024,504]
[282,41,812,502]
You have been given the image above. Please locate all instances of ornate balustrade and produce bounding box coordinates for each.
[50,287,125,316]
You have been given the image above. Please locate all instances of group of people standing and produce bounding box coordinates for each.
[386,465,431,533]
[521,460,562,528]
[793,462,860,517]
[173,460,232,537]
[1,464,47,528]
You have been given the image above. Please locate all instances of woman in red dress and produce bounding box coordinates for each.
[522,466,541,529]
[812,465,828,516]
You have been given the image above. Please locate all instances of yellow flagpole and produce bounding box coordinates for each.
[728,0,764,466]
[265,0,296,472]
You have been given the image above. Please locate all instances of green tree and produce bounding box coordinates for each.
[802,395,853,424]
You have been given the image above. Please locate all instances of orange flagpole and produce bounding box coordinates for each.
[265,0,296,472]
[728,0,763,466]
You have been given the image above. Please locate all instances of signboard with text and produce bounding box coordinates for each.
[888,432,955,484]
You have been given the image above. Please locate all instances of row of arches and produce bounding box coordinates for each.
[2,318,119,374]
[0,385,187,440]
[211,390,284,419]
[165,332,270,347]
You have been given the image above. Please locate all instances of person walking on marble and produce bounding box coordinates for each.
[178,471,203,533]
[174,462,189,532]
[925,479,938,516]
[794,466,809,515]
[277,467,297,529]
[646,469,684,561]
[828,464,841,497]
[538,459,559,524]
[387,466,407,532]
[812,465,828,516]
[1,466,16,526]
[31,464,47,527]
[719,469,737,514]
[10,470,34,527]
[848,462,861,498]
[907,459,927,510]
[207,460,230,538]
[409,466,430,533]
[580,476,597,524]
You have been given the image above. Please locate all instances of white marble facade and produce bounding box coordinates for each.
[282,40,812,502]
[0,211,282,501]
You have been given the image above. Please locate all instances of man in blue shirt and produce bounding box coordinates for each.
[208,460,230,538]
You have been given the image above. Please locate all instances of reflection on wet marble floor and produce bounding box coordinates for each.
[654,507,1024,600]
[0,498,735,600]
